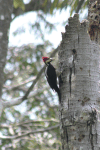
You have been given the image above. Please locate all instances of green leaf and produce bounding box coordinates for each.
[50,0,59,14]
[13,0,25,11]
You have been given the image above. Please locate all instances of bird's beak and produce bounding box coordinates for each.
[45,57,55,63]
[49,58,55,62]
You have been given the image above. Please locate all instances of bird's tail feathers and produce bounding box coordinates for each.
[55,86,61,103]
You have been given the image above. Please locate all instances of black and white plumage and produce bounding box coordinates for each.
[42,57,61,103]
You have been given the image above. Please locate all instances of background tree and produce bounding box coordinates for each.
[0,1,13,115]
[0,0,95,150]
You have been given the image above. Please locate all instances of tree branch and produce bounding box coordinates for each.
[3,76,36,92]
[13,0,52,18]
[0,118,59,128]
[34,96,58,108]
[0,124,59,140]
[2,47,59,108]
[21,47,59,101]
[76,0,85,13]
[3,88,46,108]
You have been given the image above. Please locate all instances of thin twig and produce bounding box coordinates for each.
[0,118,59,128]
[2,47,59,108]
[3,76,36,92]
[0,124,59,140]
[76,0,85,13]
[22,47,59,101]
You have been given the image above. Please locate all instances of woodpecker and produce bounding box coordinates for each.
[42,56,61,103]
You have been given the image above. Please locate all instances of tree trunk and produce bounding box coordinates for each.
[59,14,100,150]
[88,0,100,44]
[0,0,13,116]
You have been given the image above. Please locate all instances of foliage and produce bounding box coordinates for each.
[2,44,60,149]
[13,0,89,17]
[13,0,25,11]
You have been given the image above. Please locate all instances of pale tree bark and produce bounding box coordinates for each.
[59,14,100,150]
[0,0,13,116]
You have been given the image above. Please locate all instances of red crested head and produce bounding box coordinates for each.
[42,56,49,62]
